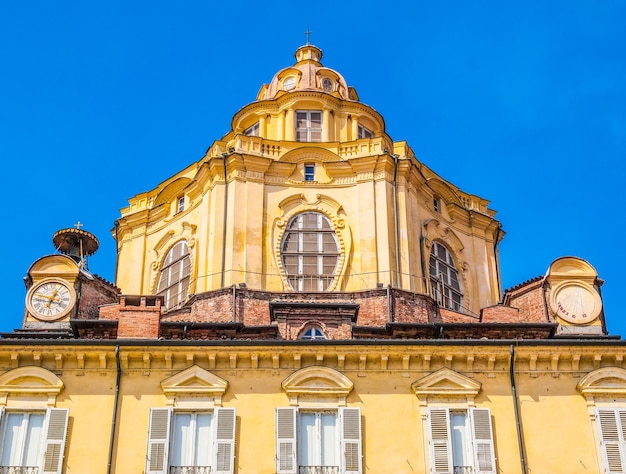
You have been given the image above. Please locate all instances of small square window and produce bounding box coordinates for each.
[304,164,315,182]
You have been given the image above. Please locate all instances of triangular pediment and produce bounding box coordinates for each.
[412,367,481,398]
[282,366,353,398]
[160,365,228,397]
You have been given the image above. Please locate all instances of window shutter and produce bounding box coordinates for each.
[41,408,69,474]
[597,408,626,473]
[214,408,236,474]
[276,407,297,474]
[340,407,362,474]
[428,408,453,474]
[146,408,172,474]
[470,408,496,474]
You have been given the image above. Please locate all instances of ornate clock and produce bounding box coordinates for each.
[26,279,76,321]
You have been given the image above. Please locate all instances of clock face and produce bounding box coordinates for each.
[26,280,75,321]
[551,282,602,324]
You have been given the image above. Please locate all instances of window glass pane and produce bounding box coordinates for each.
[450,413,472,468]
[310,112,322,125]
[299,413,317,466]
[172,413,192,466]
[321,413,338,466]
[302,256,319,275]
[23,414,44,467]
[302,233,319,252]
[322,234,337,252]
[2,413,24,466]
[430,242,463,310]
[194,414,212,466]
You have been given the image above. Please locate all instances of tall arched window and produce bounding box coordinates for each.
[281,212,339,291]
[429,241,463,311]
[157,240,191,309]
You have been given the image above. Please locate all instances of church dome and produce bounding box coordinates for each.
[258,44,357,101]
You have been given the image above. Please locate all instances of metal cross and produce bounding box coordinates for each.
[74,221,83,229]
[304,27,312,44]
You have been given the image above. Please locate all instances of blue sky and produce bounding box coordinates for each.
[1,1,624,335]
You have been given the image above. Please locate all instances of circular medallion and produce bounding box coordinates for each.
[26,279,76,321]
[322,78,333,92]
[550,282,602,324]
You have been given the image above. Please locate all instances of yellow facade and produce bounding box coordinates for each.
[1,43,622,474]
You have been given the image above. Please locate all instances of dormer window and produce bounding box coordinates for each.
[358,124,373,139]
[244,122,259,137]
[296,111,322,142]
[177,196,185,213]
[304,164,315,182]
[300,326,326,340]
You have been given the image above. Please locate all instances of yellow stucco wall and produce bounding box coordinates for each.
[0,343,623,473]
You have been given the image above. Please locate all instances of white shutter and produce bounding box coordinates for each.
[146,408,172,474]
[214,408,236,474]
[428,408,453,474]
[340,407,362,474]
[41,408,69,474]
[276,407,297,474]
[597,408,626,473]
[469,408,496,474]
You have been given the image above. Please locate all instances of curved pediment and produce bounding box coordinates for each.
[0,367,64,407]
[161,365,228,399]
[577,367,626,397]
[282,366,353,399]
[412,367,481,398]
[0,366,64,393]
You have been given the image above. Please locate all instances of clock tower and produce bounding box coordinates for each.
[20,224,119,336]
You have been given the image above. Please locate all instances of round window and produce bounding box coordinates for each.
[322,78,333,92]
[284,77,296,91]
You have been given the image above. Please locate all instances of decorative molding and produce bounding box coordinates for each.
[160,365,228,407]
[412,367,481,406]
[0,366,64,408]
[282,366,354,406]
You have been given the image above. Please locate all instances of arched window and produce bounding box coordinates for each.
[429,241,463,311]
[299,326,326,340]
[157,240,191,310]
[281,212,339,291]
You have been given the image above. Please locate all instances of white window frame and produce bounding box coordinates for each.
[429,241,463,312]
[427,407,496,474]
[276,407,361,474]
[357,124,373,139]
[157,240,192,310]
[296,110,323,142]
[146,407,236,474]
[176,196,185,214]
[0,408,69,474]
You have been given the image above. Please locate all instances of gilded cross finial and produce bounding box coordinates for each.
[304,26,312,45]
[74,221,83,230]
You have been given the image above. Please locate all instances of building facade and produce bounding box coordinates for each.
[1,44,624,474]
